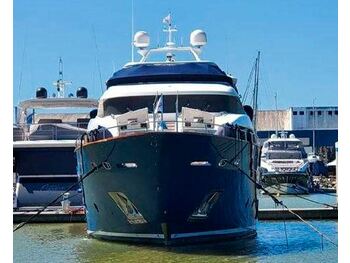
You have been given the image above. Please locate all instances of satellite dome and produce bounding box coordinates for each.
[36,87,47,99]
[289,134,296,139]
[76,87,88,98]
[134,31,150,48]
[190,30,207,48]
[271,134,277,139]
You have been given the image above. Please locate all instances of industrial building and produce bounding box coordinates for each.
[256,106,338,161]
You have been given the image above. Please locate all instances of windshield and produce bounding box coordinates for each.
[265,141,307,158]
[267,141,303,150]
[103,94,245,115]
[267,151,303,160]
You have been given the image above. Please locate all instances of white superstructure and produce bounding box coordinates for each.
[87,15,253,139]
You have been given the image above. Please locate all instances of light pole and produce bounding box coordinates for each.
[312,98,316,154]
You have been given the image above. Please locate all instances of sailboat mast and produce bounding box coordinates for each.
[274,92,279,135]
[252,51,260,132]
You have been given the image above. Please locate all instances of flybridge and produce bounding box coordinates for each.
[130,14,207,63]
[107,14,237,89]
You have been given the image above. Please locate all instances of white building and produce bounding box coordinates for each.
[257,106,338,131]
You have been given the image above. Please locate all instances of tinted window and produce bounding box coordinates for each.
[103,95,245,115]
[293,111,298,115]
[267,151,302,160]
[14,147,76,175]
[267,141,307,158]
[299,111,304,115]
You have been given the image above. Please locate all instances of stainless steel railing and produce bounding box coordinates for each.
[78,120,257,145]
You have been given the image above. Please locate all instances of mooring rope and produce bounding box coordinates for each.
[282,206,289,248]
[13,135,117,232]
[314,189,337,197]
[266,185,338,209]
[238,157,337,247]
[210,140,338,248]
[13,163,102,232]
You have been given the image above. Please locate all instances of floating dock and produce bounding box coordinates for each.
[258,207,337,220]
[13,208,337,224]
[13,211,85,223]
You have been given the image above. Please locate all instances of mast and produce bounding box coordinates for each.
[162,13,177,61]
[312,98,316,153]
[275,92,279,135]
[252,51,260,132]
[131,0,134,62]
[53,57,71,98]
[163,13,176,47]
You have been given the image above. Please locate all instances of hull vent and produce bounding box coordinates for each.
[108,192,147,224]
[189,191,222,220]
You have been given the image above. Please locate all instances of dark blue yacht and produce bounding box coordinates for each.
[77,17,259,245]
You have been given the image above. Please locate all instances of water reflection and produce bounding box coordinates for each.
[14,221,337,263]
[75,239,260,263]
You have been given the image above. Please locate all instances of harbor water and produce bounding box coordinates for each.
[13,221,337,263]
[259,193,337,209]
[13,194,338,263]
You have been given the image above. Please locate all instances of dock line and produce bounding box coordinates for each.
[210,140,338,248]
[13,163,102,232]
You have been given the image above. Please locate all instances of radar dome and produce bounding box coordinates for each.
[271,134,277,139]
[289,134,296,139]
[190,30,207,48]
[134,31,150,48]
[77,87,88,98]
[36,87,47,99]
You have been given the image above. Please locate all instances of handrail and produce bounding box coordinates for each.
[79,120,257,145]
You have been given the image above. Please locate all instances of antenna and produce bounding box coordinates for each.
[131,0,135,62]
[92,26,104,94]
[53,57,71,98]
[162,13,177,47]
[312,98,317,153]
[17,38,27,105]
[252,51,260,132]
[274,92,279,135]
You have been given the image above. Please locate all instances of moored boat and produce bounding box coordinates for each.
[13,59,98,211]
[77,15,260,245]
[258,133,310,195]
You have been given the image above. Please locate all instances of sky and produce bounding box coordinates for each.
[13,0,337,110]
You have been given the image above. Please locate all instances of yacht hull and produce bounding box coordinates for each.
[78,132,258,245]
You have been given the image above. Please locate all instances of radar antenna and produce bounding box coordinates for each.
[132,15,207,64]
[162,13,177,47]
[162,13,177,61]
[53,57,71,98]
